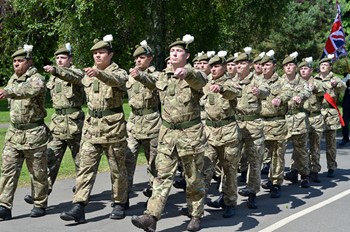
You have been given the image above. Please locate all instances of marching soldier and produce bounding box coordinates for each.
[131,34,207,232]
[202,51,241,218]
[299,57,325,183]
[235,47,269,209]
[253,52,265,80]
[315,54,346,177]
[0,45,51,219]
[282,52,312,188]
[60,34,129,223]
[125,40,161,197]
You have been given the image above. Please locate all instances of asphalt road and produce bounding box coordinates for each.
[1,135,350,232]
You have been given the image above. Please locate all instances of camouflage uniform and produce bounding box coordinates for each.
[144,66,207,220]
[261,73,291,186]
[46,65,85,192]
[202,73,241,207]
[0,67,50,210]
[315,71,346,171]
[284,74,312,178]
[125,66,161,191]
[73,62,128,206]
[236,72,269,194]
[300,77,325,174]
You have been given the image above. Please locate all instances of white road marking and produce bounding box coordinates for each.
[259,189,350,232]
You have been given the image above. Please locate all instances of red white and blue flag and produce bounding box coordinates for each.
[321,1,347,61]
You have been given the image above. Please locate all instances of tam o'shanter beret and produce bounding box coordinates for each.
[253,52,265,64]
[260,50,276,64]
[198,51,215,62]
[90,34,113,51]
[209,51,227,65]
[169,34,194,50]
[298,57,313,68]
[54,43,72,56]
[133,40,153,57]
[234,47,253,62]
[11,44,33,59]
[319,54,335,65]
[282,51,298,65]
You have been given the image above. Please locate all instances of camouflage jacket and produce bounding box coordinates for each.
[315,71,346,129]
[236,72,269,116]
[46,65,85,139]
[303,76,325,114]
[156,66,207,123]
[126,66,161,139]
[202,73,241,146]
[81,62,128,144]
[4,67,51,149]
[283,74,312,135]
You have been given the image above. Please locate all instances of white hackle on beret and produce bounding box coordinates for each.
[65,43,72,54]
[266,50,275,58]
[234,52,239,58]
[140,40,147,46]
[328,54,335,59]
[182,34,194,44]
[305,57,313,64]
[207,51,216,58]
[103,34,113,42]
[244,47,252,54]
[23,44,33,53]
[290,51,298,59]
[218,50,227,58]
[259,52,265,58]
[197,51,204,57]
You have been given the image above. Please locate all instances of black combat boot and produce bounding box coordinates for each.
[187,217,201,232]
[261,180,273,190]
[239,171,247,183]
[173,178,186,191]
[327,169,335,178]
[300,175,310,188]
[142,186,153,198]
[131,214,157,232]
[178,207,191,218]
[0,206,12,220]
[284,170,298,183]
[60,202,86,223]
[207,192,224,209]
[223,205,235,218]
[310,171,321,183]
[270,185,281,198]
[24,195,34,204]
[238,187,250,197]
[29,207,46,217]
[261,162,270,175]
[247,193,257,209]
[110,203,126,219]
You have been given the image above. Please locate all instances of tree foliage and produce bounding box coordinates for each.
[0,0,349,85]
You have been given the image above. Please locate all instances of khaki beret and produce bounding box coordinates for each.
[319,54,334,65]
[298,57,313,68]
[133,40,153,57]
[54,43,72,56]
[282,52,298,65]
[11,44,33,59]
[169,34,194,50]
[253,52,265,64]
[209,51,227,65]
[90,34,113,51]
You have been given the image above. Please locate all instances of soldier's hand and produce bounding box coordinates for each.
[43,65,55,74]
[271,98,281,106]
[292,96,302,104]
[210,84,222,93]
[84,67,98,77]
[252,86,260,96]
[130,68,140,79]
[174,68,188,79]
[0,89,7,100]
[331,79,337,87]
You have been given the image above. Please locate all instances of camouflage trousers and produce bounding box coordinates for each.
[0,145,48,209]
[265,140,287,186]
[73,140,128,205]
[308,129,323,173]
[203,141,241,206]
[325,130,337,170]
[145,150,205,220]
[125,135,158,192]
[47,135,81,192]
[289,133,309,176]
[262,147,272,165]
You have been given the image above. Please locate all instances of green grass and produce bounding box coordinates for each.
[0,101,147,187]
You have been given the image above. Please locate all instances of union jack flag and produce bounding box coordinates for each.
[321,1,347,61]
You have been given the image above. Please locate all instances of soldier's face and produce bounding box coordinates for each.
[300,66,313,79]
[283,63,297,76]
[237,61,251,78]
[135,55,152,71]
[227,62,237,74]
[211,64,226,79]
[262,62,275,78]
[254,63,262,74]
[13,58,32,76]
[319,62,332,74]
[93,48,113,70]
[194,61,200,69]
[56,54,72,67]
[170,46,189,67]
[199,61,211,75]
